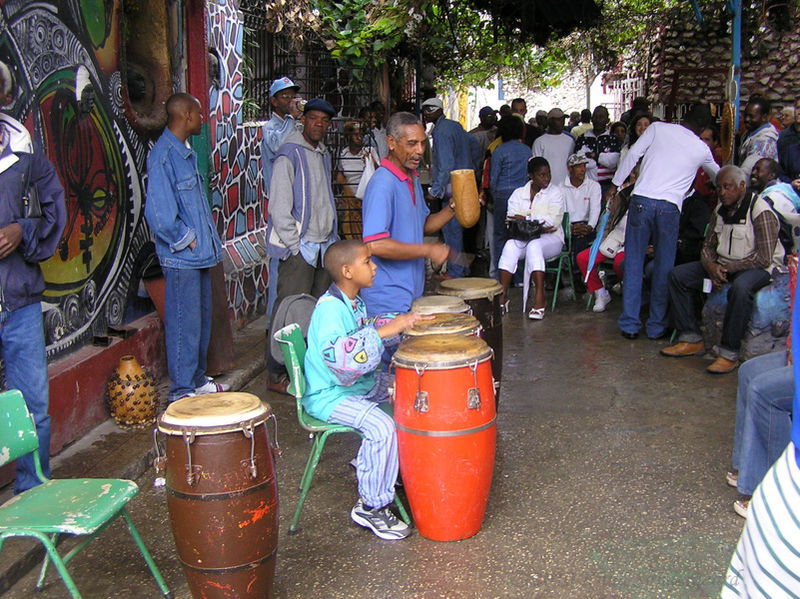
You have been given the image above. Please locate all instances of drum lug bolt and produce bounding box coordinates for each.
[414,391,429,413]
[467,360,481,410]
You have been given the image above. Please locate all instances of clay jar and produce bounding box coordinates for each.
[107,355,158,426]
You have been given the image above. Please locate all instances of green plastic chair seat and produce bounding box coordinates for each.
[0,479,138,534]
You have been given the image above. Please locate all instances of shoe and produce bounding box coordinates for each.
[592,288,611,312]
[660,341,705,357]
[620,330,639,340]
[169,392,196,403]
[726,471,738,488]
[707,356,739,374]
[195,378,231,394]
[528,307,545,320]
[500,298,510,316]
[611,282,623,295]
[350,499,411,540]
[733,498,750,518]
[647,331,670,340]
[267,376,291,396]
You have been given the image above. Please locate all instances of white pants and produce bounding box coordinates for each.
[497,233,563,274]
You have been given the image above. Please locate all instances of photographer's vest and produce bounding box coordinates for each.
[714,191,784,272]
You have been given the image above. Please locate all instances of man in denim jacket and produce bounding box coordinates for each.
[0,61,66,493]
[145,93,223,403]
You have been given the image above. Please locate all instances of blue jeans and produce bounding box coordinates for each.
[732,351,793,495]
[1,302,51,492]
[163,266,212,401]
[265,257,279,327]
[619,195,680,338]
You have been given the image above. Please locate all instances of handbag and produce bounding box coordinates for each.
[506,218,543,242]
[355,151,378,200]
[21,152,42,219]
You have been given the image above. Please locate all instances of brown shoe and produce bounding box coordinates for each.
[267,376,291,396]
[707,356,739,374]
[660,341,705,357]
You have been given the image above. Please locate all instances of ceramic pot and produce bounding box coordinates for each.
[108,355,158,426]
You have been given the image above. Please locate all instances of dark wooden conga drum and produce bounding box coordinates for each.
[437,278,503,400]
[158,393,278,599]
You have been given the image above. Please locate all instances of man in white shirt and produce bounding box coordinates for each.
[607,105,719,340]
[532,108,574,188]
[561,153,602,279]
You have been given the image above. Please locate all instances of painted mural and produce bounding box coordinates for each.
[0,0,151,357]
[207,1,268,322]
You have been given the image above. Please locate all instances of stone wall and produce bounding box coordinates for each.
[646,5,800,110]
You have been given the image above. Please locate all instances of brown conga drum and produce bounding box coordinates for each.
[404,312,481,338]
[450,169,480,227]
[410,295,470,315]
[393,334,496,541]
[158,393,278,599]
[437,278,503,401]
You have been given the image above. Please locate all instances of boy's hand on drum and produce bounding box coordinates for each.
[428,243,450,267]
[377,313,433,338]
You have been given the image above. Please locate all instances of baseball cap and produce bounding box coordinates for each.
[547,108,566,119]
[567,153,589,167]
[421,98,444,111]
[479,106,497,118]
[269,77,299,97]
[303,98,336,117]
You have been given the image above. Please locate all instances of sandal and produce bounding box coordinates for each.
[726,471,738,488]
[733,498,750,518]
[527,307,545,321]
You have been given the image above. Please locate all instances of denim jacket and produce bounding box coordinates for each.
[145,129,222,269]
[429,116,482,199]
[0,114,66,312]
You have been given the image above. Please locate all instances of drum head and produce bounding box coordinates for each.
[158,392,270,435]
[405,313,480,337]
[393,334,493,369]
[410,295,469,315]
[438,277,503,300]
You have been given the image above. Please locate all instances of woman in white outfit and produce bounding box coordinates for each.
[497,157,565,320]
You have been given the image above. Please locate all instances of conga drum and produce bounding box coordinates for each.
[410,295,470,315]
[404,312,481,338]
[437,278,503,398]
[392,334,496,541]
[157,393,279,599]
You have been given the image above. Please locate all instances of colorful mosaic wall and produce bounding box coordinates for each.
[207,2,269,322]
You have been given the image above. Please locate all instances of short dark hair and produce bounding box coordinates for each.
[497,115,523,142]
[757,157,781,179]
[632,97,650,108]
[528,156,550,176]
[748,95,771,117]
[580,109,591,122]
[682,104,712,132]
[511,98,526,108]
[324,239,365,281]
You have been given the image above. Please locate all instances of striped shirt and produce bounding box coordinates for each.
[721,442,800,598]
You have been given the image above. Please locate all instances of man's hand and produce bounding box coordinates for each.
[189,239,196,251]
[705,262,728,286]
[571,223,592,237]
[604,184,618,204]
[377,313,434,338]
[427,243,450,268]
[0,223,23,259]
[645,245,654,258]
[792,179,800,194]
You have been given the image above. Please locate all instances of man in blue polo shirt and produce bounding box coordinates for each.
[361,111,455,316]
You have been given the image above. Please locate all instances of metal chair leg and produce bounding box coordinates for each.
[298,435,322,492]
[36,532,58,590]
[121,509,172,598]
[393,495,412,526]
[289,430,331,534]
[33,532,83,599]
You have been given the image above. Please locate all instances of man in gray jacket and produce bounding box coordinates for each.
[266,98,338,393]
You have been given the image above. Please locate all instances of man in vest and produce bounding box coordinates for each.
[661,165,783,374]
[265,98,339,393]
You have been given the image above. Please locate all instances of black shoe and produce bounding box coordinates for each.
[647,331,669,340]
[620,330,639,340]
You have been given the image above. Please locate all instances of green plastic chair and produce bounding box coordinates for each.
[0,390,171,599]
[273,323,410,535]
[544,211,576,311]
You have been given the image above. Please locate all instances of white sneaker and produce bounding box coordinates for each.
[350,499,410,540]
[195,378,230,394]
[593,288,612,312]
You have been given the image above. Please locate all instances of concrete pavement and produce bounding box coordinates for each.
[1,292,747,598]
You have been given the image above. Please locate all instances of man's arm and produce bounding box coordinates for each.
[700,215,726,283]
[611,125,655,189]
[587,181,602,229]
[144,154,195,253]
[268,155,300,253]
[368,237,449,266]
[429,123,456,198]
[15,147,66,262]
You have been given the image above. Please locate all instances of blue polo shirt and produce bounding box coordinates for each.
[361,158,430,316]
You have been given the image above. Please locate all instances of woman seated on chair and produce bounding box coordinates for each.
[497,157,565,321]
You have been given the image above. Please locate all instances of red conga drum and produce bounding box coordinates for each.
[158,393,279,599]
[437,278,503,401]
[392,334,496,541]
[404,312,481,338]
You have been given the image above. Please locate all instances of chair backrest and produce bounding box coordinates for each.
[561,211,571,251]
[273,323,307,400]
[0,390,46,482]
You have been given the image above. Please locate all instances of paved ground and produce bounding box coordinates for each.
[4,290,746,598]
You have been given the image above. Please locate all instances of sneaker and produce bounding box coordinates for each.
[733,498,750,518]
[195,378,231,394]
[350,499,411,540]
[593,288,612,312]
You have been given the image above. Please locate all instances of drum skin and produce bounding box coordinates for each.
[159,396,278,599]
[438,278,503,397]
[404,313,480,337]
[393,335,496,541]
[410,295,469,315]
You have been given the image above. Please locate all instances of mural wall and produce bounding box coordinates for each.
[0,0,152,357]
[207,1,268,323]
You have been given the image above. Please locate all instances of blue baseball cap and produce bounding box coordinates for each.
[269,77,299,97]
[479,106,497,118]
[304,98,336,117]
